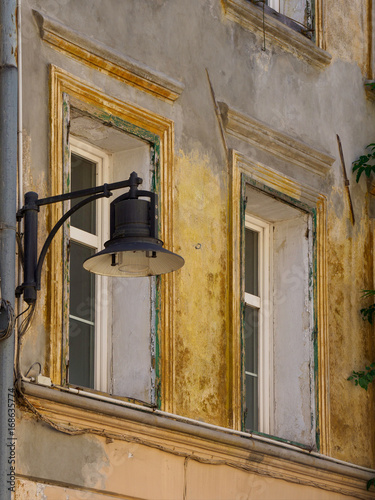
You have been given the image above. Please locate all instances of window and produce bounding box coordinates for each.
[242,183,315,445]
[251,0,314,39]
[64,119,157,405]
[266,0,312,29]
[49,66,177,413]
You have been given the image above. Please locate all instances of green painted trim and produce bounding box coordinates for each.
[249,430,314,451]
[82,105,160,145]
[155,275,162,409]
[244,176,312,214]
[311,207,320,452]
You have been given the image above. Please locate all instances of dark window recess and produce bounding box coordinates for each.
[249,1,315,40]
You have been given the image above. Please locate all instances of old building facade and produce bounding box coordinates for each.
[1,0,375,498]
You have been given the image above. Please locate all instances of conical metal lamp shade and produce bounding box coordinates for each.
[83,239,184,277]
[83,186,184,277]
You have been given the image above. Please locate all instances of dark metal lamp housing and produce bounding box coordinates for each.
[84,176,184,277]
[16,171,184,304]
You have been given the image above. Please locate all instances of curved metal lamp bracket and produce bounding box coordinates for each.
[15,171,172,304]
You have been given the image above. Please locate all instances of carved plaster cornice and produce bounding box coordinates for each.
[20,383,375,500]
[219,103,335,178]
[222,0,331,68]
[33,10,184,102]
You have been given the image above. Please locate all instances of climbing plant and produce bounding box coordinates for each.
[347,291,375,394]
[352,143,375,182]
[347,164,375,395]
[347,361,375,391]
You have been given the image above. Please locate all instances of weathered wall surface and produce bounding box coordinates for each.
[13,0,375,497]
[323,0,372,77]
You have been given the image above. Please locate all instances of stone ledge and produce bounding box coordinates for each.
[19,382,375,500]
[33,10,185,102]
[222,0,331,68]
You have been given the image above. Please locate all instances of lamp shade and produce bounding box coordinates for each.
[83,238,184,277]
[83,185,184,277]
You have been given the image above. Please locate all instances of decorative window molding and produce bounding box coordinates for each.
[48,65,178,412]
[20,381,375,500]
[222,0,331,68]
[219,103,335,178]
[33,10,184,103]
[229,150,330,455]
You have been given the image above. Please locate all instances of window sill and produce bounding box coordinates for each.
[222,0,331,68]
[19,381,375,499]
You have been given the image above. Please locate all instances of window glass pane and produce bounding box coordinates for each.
[245,228,259,296]
[69,241,95,387]
[69,242,95,321]
[244,305,258,374]
[69,317,94,388]
[244,305,259,431]
[245,374,258,431]
[71,153,96,234]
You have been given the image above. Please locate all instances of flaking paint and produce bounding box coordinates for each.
[173,150,229,426]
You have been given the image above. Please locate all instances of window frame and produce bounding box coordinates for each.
[243,214,272,435]
[229,152,325,449]
[67,138,110,393]
[241,180,316,445]
[48,66,178,413]
[267,0,279,11]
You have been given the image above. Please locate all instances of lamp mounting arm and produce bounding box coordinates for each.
[35,192,110,291]
[16,172,143,304]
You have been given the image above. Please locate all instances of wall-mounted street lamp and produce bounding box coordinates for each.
[16,171,184,305]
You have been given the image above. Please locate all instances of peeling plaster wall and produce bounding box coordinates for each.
[327,191,375,467]
[13,0,375,497]
[173,150,228,425]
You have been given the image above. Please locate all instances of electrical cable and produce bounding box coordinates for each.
[0,299,15,341]
[24,361,42,378]
[16,231,24,269]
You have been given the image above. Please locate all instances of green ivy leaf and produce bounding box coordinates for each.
[352,145,375,182]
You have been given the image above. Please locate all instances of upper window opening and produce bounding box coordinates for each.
[66,112,157,405]
[251,0,314,39]
[243,183,315,446]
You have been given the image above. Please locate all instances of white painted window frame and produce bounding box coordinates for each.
[244,214,273,435]
[267,0,280,11]
[69,137,110,393]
